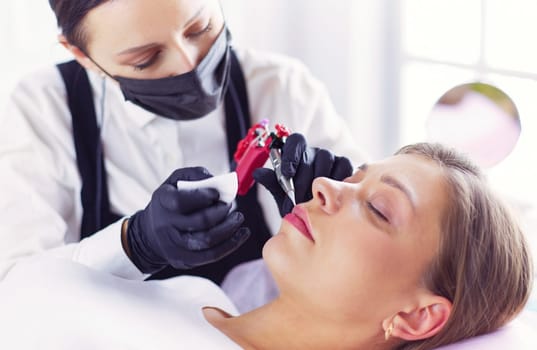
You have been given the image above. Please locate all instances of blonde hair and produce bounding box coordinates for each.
[395,143,533,350]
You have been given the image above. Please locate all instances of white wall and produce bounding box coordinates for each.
[0,1,71,110]
[223,0,392,158]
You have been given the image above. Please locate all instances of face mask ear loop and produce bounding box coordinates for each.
[82,49,116,80]
[95,76,107,229]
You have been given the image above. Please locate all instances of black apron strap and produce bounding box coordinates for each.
[59,53,272,285]
[149,49,273,284]
[57,60,121,239]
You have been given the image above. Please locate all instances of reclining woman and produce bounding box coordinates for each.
[207,141,533,349]
[0,142,532,350]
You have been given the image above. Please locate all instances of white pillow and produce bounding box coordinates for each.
[435,311,537,349]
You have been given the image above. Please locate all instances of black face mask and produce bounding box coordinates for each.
[114,27,232,121]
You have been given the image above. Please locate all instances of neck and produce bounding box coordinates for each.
[204,296,388,350]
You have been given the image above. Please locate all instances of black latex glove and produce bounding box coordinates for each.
[253,133,353,216]
[126,167,250,274]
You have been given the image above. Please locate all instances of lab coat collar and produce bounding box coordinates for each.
[123,99,158,128]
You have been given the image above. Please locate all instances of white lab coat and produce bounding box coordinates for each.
[0,48,367,281]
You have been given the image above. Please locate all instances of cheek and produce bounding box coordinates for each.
[264,223,424,322]
[319,233,387,288]
[312,229,415,311]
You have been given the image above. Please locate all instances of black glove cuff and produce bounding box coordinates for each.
[127,211,167,274]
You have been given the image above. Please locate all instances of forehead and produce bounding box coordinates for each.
[83,0,211,51]
[358,154,446,194]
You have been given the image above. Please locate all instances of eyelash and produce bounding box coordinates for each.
[187,20,213,39]
[133,51,162,71]
[368,202,389,222]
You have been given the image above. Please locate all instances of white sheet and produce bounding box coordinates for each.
[0,257,240,349]
[435,311,537,349]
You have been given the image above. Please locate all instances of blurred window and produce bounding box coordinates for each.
[399,0,537,206]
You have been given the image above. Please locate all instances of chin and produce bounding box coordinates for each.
[261,234,294,280]
[261,234,280,263]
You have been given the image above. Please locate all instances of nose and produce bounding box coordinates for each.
[170,44,197,75]
[169,27,218,75]
[312,177,344,215]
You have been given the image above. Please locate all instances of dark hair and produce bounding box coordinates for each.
[395,143,533,350]
[48,0,110,51]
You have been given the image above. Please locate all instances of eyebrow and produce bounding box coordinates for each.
[184,5,206,28]
[380,174,416,211]
[358,163,416,211]
[117,43,160,56]
[116,5,206,57]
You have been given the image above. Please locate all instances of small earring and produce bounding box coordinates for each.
[385,322,394,341]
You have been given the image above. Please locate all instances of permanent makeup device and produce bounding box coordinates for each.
[234,120,296,204]
[176,119,296,205]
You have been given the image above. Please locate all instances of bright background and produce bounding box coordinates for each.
[1,0,537,308]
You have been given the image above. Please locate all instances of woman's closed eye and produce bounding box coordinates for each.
[186,20,213,39]
[130,18,213,71]
[367,202,389,222]
[133,50,162,71]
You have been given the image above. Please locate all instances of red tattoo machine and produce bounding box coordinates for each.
[233,119,295,204]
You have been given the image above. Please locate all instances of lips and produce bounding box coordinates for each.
[283,205,315,242]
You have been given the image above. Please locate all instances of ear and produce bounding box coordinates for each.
[385,295,452,341]
[58,34,104,74]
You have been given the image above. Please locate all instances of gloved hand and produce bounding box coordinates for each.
[125,167,250,274]
[253,133,353,216]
